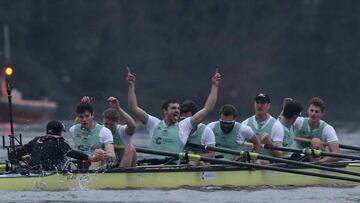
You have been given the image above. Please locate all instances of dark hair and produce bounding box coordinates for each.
[76,103,94,115]
[283,101,302,118]
[220,104,238,118]
[309,97,325,112]
[103,108,120,122]
[46,120,66,135]
[180,100,198,115]
[161,98,180,110]
[254,93,271,103]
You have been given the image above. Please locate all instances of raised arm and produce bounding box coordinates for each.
[127,67,149,124]
[191,69,221,127]
[107,96,136,135]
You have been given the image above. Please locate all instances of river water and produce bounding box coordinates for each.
[0,122,359,203]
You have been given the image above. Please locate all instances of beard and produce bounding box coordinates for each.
[220,125,234,134]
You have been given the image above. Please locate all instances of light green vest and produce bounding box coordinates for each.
[187,123,206,145]
[213,122,248,160]
[151,121,185,154]
[247,115,276,156]
[281,122,295,148]
[113,126,126,161]
[186,123,206,153]
[73,123,104,155]
[296,117,327,148]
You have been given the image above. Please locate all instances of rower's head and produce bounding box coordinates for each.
[46,120,66,136]
[161,98,180,124]
[180,100,198,120]
[307,97,325,122]
[283,101,302,124]
[219,104,237,134]
[103,108,120,134]
[76,103,95,130]
[254,93,271,118]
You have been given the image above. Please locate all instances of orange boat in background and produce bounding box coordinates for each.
[0,77,57,123]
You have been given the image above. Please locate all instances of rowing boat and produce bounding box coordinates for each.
[0,162,359,191]
[1,69,359,191]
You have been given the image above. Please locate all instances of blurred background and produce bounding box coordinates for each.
[0,0,359,125]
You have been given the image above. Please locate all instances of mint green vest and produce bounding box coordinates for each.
[113,126,126,161]
[151,121,185,154]
[296,117,327,148]
[186,123,206,153]
[281,123,295,148]
[213,122,248,160]
[73,123,104,155]
[247,115,276,156]
[187,123,206,145]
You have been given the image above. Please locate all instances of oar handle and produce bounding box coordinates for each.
[264,144,302,153]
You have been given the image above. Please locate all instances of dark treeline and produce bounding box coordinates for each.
[0,0,359,122]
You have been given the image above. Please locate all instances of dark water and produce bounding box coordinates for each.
[0,122,359,203]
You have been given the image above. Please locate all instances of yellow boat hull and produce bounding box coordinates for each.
[0,164,359,190]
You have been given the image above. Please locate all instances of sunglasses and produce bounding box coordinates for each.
[219,119,235,125]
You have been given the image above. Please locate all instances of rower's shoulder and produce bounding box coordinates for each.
[69,124,79,133]
[293,116,305,127]
[239,123,254,135]
[323,123,336,134]
[206,121,217,129]
[241,116,252,125]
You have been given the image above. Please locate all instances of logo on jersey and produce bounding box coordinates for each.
[156,137,162,144]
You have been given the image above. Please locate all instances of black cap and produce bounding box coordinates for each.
[255,93,271,103]
[46,120,66,135]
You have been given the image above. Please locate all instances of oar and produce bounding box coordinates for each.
[294,137,360,151]
[338,144,360,151]
[264,145,360,160]
[185,143,360,177]
[134,147,360,183]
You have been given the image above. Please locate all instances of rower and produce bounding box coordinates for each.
[127,67,221,162]
[9,120,105,171]
[278,99,303,158]
[180,100,215,165]
[103,96,137,167]
[242,93,284,159]
[207,104,261,161]
[69,97,116,170]
[292,97,339,163]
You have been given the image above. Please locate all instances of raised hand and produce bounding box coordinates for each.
[80,96,93,105]
[107,96,120,109]
[211,68,222,87]
[126,67,136,85]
